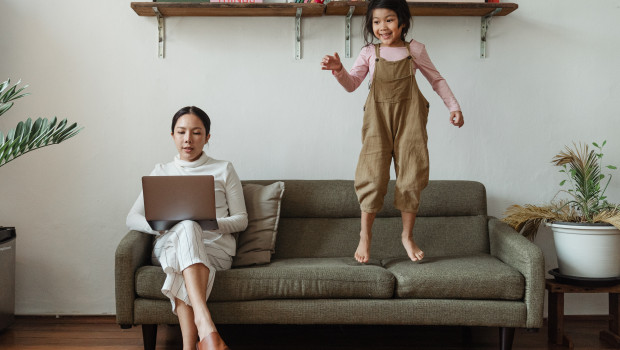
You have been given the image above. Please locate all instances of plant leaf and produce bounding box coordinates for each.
[0,79,30,118]
[0,115,83,167]
[0,102,13,116]
[0,80,8,93]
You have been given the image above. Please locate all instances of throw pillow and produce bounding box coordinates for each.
[232,181,285,267]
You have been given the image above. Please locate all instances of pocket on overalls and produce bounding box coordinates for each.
[374,76,411,103]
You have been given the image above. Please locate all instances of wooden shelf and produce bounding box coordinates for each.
[131,2,324,17]
[131,1,518,59]
[131,2,517,17]
[325,1,518,17]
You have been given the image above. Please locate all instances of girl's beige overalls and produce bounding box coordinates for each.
[354,42,430,214]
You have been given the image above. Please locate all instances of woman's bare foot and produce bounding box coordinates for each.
[402,234,424,261]
[355,231,372,263]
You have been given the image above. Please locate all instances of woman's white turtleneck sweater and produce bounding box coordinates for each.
[126,152,248,256]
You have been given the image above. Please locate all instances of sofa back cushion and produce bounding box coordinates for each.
[242,180,488,260]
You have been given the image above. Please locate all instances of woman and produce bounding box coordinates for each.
[127,106,247,350]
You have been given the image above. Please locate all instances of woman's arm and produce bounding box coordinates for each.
[126,191,157,235]
[126,167,162,235]
[216,163,248,235]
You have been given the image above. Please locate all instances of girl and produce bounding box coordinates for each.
[127,106,247,350]
[321,0,464,264]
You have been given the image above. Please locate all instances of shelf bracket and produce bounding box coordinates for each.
[345,6,355,58]
[295,8,302,60]
[480,8,501,59]
[153,7,165,59]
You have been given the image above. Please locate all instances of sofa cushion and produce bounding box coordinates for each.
[240,180,486,219]
[136,258,395,302]
[273,216,490,260]
[384,254,524,300]
[233,181,285,267]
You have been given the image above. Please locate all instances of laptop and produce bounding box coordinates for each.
[142,175,219,231]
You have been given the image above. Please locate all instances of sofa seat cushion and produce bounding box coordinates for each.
[384,254,524,300]
[136,257,395,302]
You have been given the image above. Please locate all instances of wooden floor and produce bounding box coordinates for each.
[0,315,616,349]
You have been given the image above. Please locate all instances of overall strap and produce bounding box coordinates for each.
[405,41,414,74]
[374,44,381,60]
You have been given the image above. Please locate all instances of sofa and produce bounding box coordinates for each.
[115,180,545,350]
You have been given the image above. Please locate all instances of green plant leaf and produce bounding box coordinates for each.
[58,127,83,142]
[608,165,618,170]
[560,180,566,186]
[0,85,18,101]
[0,115,83,168]
[0,79,30,119]
[603,140,607,147]
[54,122,77,142]
[593,142,600,148]
[0,102,13,116]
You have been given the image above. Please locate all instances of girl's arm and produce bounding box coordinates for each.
[322,49,371,92]
[215,162,248,235]
[413,42,461,113]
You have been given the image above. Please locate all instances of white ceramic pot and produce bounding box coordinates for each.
[548,222,620,278]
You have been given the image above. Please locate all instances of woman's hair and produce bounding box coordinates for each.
[171,106,211,134]
[363,0,412,46]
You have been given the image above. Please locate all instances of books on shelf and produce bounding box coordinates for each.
[155,0,264,2]
[210,0,264,2]
[407,0,486,2]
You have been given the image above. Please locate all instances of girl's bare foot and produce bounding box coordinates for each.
[355,231,372,263]
[402,234,424,261]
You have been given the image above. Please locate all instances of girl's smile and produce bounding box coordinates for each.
[372,8,405,47]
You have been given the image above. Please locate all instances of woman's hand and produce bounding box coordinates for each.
[321,52,343,73]
[450,111,464,128]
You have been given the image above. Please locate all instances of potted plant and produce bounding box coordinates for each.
[0,78,83,331]
[503,141,620,279]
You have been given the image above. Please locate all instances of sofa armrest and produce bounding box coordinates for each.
[115,230,152,326]
[488,217,545,329]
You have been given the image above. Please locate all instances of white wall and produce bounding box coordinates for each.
[0,0,619,315]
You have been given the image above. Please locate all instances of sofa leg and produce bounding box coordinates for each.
[142,324,157,350]
[499,327,515,350]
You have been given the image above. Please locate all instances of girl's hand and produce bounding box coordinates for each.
[450,111,464,128]
[321,52,343,73]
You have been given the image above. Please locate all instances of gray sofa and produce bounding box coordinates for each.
[115,180,545,350]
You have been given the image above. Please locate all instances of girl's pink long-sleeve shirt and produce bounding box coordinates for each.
[333,39,461,112]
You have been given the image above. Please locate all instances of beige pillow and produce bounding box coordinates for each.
[232,182,285,267]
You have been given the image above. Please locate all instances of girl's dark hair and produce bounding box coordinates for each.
[171,106,211,134]
[363,0,412,46]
